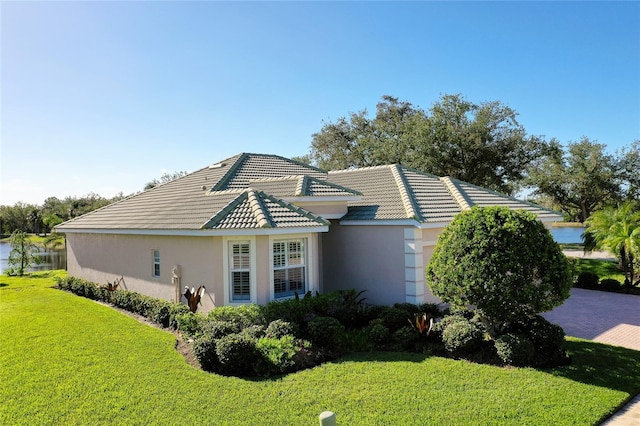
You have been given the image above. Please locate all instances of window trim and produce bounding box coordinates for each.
[269,234,314,301]
[223,237,257,305]
[152,249,160,278]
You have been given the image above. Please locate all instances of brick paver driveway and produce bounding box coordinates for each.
[542,288,640,351]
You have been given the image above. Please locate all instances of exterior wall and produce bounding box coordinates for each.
[420,227,445,304]
[321,221,406,306]
[66,230,322,312]
[66,233,222,312]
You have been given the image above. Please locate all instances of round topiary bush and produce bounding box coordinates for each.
[426,206,572,328]
[441,317,483,355]
[307,316,345,349]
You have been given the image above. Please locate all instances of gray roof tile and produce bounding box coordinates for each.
[57,153,562,232]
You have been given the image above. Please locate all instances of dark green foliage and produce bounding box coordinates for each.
[174,312,204,337]
[207,304,265,328]
[215,333,261,376]
[441,317,483,355]
[418,303,442,317]
[427,206,572,326]
[393,303,420,316]
[255,335,297,375]
[380,307,412,332]
[494,334,535,366]
[201,320,241,339]
[307,316,345,349]
[576,272,599,289]
[193,335,218,372]
[508,315,567,366]
[265,319,298,339]
[392,326,421,352]
[366,320,391,348]
[599,278,621,291]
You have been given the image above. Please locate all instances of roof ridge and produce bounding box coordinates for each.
[329,164,393,174]
[200,191,249,229]
[447,177,563,215]
[391,164,422,221]
[440,177,473,210]
[247,190,272,228]
[295,176,308,196]
[210,153,249,192]
[250,175,301,183]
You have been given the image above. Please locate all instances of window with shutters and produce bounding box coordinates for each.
[273,239,306,298]
[230,241,251,301]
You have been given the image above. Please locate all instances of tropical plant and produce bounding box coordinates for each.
[584,202,640,286]
[6,230,42,276]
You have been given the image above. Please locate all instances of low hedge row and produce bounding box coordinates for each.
[56,276,190,329]
[575,272,640,295]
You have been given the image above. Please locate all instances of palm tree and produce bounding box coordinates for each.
[585,202,640,286]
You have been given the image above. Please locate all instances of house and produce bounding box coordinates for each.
[56,153,562,311]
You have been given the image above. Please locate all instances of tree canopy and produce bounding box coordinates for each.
[526,137,632,222]
[307,94,550,195]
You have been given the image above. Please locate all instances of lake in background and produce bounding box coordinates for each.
[0,241,66,275]
[549,226,585,244]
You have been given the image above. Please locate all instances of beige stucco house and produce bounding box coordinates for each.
[56,153,562,311]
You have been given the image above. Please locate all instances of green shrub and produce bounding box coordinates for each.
[427,206,572,327]
[175,312,204,337]
[392,326,421,352]
[215,333,261,376]
[418,303,442,317]
[441,317,483,355]
[366,320,391,349]
[307,316,345,349]
[149,300,172,328]
[193,335,218,372]
[265,319,298,339]
[240,324,266,339]
[576,272,599,289]
[201,320,241,339]
[393,303,420,316]
[207,304,265,328]
[508,315,567,366]
[168,303,192,330]
[600,278,621,291]
[380,307,411,332]
[494,333,535,366]
[255,335,297,375]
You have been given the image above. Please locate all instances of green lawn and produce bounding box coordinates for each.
[2,272,639,425]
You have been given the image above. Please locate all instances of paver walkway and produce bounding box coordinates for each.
[542,288,640,425]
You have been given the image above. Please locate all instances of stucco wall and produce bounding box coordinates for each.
[321,222,406,305]
[66,233,222,311]
[420,227,445,304]
[66,231,322,312]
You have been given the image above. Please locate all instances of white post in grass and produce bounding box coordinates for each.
[319,411,336,426]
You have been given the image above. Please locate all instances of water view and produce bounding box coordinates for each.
[549,226,585,244]
[0,241,66,275]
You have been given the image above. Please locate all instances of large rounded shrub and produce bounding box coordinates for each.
[426,206,571,325]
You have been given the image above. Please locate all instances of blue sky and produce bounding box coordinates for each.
[2,1,639,206]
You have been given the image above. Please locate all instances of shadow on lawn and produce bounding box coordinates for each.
[545,339,640,393]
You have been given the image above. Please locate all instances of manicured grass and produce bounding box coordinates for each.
[2,272,639,425]
[573,257,626,283]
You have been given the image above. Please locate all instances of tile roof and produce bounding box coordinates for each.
[57,153,330,232]
[56,153,562,233]
[328,164,561,223]
[248,175,361,198]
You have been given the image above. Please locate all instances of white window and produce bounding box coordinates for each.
[152,249,160,277]
[230,242,251,301]
[273,239,306,298]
